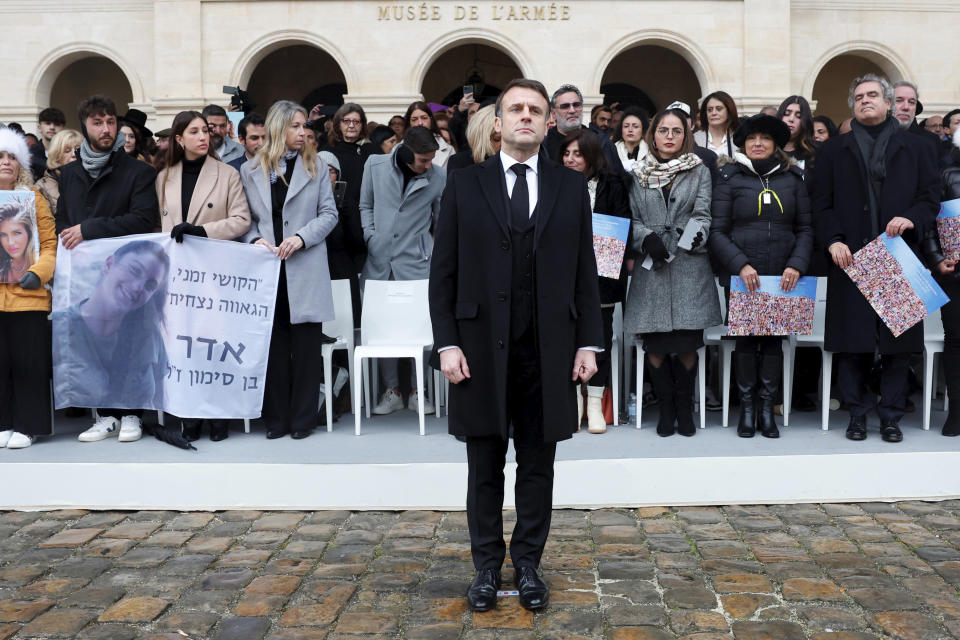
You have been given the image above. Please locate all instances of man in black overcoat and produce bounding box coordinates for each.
[429,78,602,612]
[814,74,940,443]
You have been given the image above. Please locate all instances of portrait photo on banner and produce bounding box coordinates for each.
[0,191,40,284]
[52,234,280,418]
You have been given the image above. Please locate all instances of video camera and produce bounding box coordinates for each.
[222,86,256,115]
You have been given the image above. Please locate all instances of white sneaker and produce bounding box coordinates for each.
[6,432,34,449]
[0,430,12,448]
[407,389,434,414]
[118,415,142,442]
[78,417,120,442]
[373,388,404,415]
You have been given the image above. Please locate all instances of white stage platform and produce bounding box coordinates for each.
[3,404,960,511]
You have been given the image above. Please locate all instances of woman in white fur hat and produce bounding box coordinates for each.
[0,126,58,449]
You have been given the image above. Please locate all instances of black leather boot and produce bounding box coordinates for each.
[180,418,202,442]
[757,352,782,438]
[673,354,697,437]
[942,349,960,436]
[735,351,757,438]
[209,419,229,442]
[648,358,675,436]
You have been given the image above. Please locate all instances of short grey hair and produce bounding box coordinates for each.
[847,73,893,110]
[551,84,583,109]
[893,79,919,97]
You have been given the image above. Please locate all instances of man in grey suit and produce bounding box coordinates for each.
[359,125,446,414]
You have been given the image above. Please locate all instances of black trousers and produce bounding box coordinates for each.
[0,311,51,436]
[940,278,960,357]
[734,336,782,355]
[262,270,324,434]
[587,305,615,387]
[466,328,556,571]
[836,352,910,422]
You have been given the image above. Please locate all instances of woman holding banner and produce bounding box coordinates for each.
[0,127,57,449]
[708,115,812,439]
[155,110,252,441]
[241,100,339,440]
[557,129,631,434]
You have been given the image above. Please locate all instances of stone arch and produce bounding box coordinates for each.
[231,30,356,94]
[592,30,716,99]
[411,29,535,97]
[801,41,911,99]
[30,42,145,107]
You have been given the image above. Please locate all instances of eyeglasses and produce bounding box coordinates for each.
[656,127,684,138]
[341,118,362,127]
[556,102,582,111]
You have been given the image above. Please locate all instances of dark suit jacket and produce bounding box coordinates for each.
[813,129,939,354]
[429,154,603,443]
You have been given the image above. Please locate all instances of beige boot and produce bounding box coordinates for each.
[586,386,606,433]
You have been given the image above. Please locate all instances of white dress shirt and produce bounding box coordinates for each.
[500,150,539,215]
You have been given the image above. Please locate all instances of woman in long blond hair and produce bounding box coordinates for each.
[240,100,339,440]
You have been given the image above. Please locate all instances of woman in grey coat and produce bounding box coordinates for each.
[625,108,721,437]
[241,100,339,440]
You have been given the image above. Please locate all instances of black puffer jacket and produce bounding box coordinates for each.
[54,150,158,237]
[708,155,813,286]
[921,146,960,271]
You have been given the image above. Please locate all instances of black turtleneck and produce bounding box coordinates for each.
[180,155,205,220]
[750,155,780,176]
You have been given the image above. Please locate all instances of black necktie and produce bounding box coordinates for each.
[509,163,529,230]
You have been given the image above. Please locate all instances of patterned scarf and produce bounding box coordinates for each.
[80,131,125,180]
[269,149,300,185]
[634,152,702,188]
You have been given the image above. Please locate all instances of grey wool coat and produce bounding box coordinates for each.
[624,162,722,335]
[359,145,446,281]
[240,154,339,324]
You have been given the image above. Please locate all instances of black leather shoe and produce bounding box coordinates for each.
[515,565,549,611]
[266,430,288,439]
[466,568,500,612]
[880,421,903,443]
[291,429,312,440]
[845,416,867,441]
[319,332,338,345]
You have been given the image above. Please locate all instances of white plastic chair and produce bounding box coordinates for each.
[703,280,734,427]
[353,280,440,436]
[611,303,622,426]
[790,277,831,430]
[320,279,357,432]
[923,308,945,431]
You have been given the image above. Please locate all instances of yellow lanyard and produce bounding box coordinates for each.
[757,188,783,216]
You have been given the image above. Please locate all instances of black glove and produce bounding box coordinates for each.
[17,271,41,290]
[171,222,208,243]
[643,233,670,262]
[675,227,704,251]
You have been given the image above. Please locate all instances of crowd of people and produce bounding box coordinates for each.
[0,71,959,450]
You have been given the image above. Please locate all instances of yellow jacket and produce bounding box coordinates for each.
[0,189,57,312]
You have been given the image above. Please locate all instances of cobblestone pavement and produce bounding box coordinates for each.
[1,503,959,639]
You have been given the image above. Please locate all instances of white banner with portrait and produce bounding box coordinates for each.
[52,233,280,418]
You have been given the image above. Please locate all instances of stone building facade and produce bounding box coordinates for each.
[2,0,958,132]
